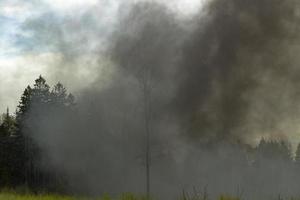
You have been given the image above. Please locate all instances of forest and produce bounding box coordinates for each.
[1,75,300,199]
[0,76,74,192]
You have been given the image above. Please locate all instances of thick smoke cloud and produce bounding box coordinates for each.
[20,0,300,199]
[174,0,300,144]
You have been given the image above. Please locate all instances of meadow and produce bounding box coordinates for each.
[0,192,149,200]
[0,191,296,200]
[0,191,241,200]
[0,193,74,200]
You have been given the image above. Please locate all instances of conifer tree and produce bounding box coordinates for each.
[15,75,75,191]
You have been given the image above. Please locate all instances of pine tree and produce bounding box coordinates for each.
[14,76,51,189]
[51,82,75,107]
[16,86,32,124]
[15,75,75,191]
[0,108,17,137]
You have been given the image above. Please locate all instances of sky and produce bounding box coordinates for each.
[0,0,205,114]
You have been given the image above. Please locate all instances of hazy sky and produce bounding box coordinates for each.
[0,0,205,114]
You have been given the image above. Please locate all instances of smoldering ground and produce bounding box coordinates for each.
[19,0,300,199]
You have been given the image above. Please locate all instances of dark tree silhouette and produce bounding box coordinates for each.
[14,75,75,192]
[255,139,292,162]
[0,108,16,137]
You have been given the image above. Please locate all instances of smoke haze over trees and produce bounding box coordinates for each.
[2,0,300,199]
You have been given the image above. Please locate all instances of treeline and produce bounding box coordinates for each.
[2,76,300,195]
[0,75,75,192]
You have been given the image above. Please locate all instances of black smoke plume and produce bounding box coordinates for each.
[20,0,300,199]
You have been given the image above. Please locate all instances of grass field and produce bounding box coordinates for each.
[0,192,148,200]
[0,191,252,200]
[0,193,74,200]
[0,192,241,200]
[0,193,290,200]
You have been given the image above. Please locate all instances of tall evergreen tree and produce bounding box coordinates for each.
[51,82,75,108]
[0,107,24,187]
[15,76,49,189]
[0,108,16,137]
[15,75,75,191]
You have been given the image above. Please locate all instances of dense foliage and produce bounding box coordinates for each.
[0,76,74,192]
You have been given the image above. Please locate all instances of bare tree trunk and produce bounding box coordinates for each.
[144,85,150,200]
[141,68,152,200]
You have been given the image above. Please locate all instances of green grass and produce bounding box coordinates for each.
[0,193,242,200]
[0,193,75,200]
[0,191,245,200]
[0,192,148,200]
[0,192,287,200]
